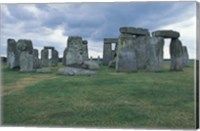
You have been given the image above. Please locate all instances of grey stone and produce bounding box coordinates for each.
[108,59,116,68]
[63,48,67,66]
[82,61,100,70]
[134,36,149,69]
[120,27,150,36]
[170,38,184,71]
[65,36,83,67]
[17,39,33,54]
[182,46,189,67]
[82,40,89,60]
[58,67,96,76]
[97,56,101,65]
[44,46,54,50]
[17,39,34,72]
[33,49,40,69]
[36,68,52,73]
[104,38,118,43]
[51,49,59,66]
[152,30,180,39]
[19,51,34,72]
[41,49,49,67]
[146,37,164,71]
[116,34,137,72]
[102,42,112,65]
[7,39,20,69]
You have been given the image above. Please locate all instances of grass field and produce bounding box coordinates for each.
[1,61,196,129]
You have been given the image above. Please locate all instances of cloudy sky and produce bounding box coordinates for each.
[0,2,197,59]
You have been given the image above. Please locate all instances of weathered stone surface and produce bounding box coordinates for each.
[152,30,180,39]
[65,36,83,67]
[120,27,150,36]
[58,67,96,76]
[146,37,164,71]
[82,61,100,70]
[36,68,52,73]
[104,38,118,43]
[33,49,40,69]
[82,40,89,60]
[102,42,112,65]
[182,46,189,67]
[7,39,20,69]
[116,34,137,72]
[17,39,33,54]
[63,48,67,66]
[17,39,34,72]
[51,49,59,66]
[108,59,116,68]
[19,51,34,72]
[134,36,149,69]
[170,38,184,71]
[41,49,49,67]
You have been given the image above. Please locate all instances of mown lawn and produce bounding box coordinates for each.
[1,61,196,129]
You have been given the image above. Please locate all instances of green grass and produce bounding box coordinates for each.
[1,61,196,129]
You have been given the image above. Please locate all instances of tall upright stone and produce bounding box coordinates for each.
[41,49,49,67]
[33,49,40,69]
[17,39,34,72]
[170,38,184,71]
[63,47,67,66]
[82,40,89,61]
[116,34,137,72]
[182,46,189,67]
[146,37,164,71]
[134,36,149,69]
[51,49,59,66]
[7,39,20,69]
[65,36,83,67]
[103,42,112,65]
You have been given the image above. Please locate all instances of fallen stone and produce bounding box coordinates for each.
[82,61,100,70]
[36,68,52,73]
[119,27,150,36]
[152,30,180,39]
[58,67,96,76]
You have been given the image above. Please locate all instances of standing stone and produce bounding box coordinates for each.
[51,49,59,66]
[65,36,83,67]
[134,36,149,69]
[17,39,34,72]
[63,48,67,66]
[182,46,189,67]
[102,42,112,65]
[41,49,49,67]
[146,37,164,71]
[90,56,93,61]
[7,39,20,69]
[33,49,40,69]
[170,38,184,71]
[116,34,137,72]
[97,56,101,65]
[82,40,89,60]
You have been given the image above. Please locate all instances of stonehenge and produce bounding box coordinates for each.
[104,27,189,72]
[6,26,189,74]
